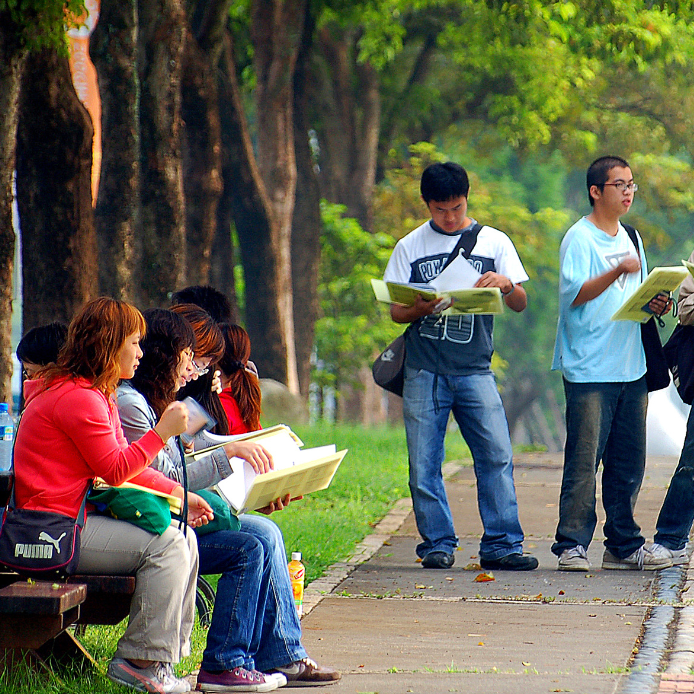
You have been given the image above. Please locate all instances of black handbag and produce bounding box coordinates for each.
[0,504,87,579]
[623,223,670,392]
[373,223,483,397]
[663,323,694,404]
[372,331,408,396]
[0,414,91,579]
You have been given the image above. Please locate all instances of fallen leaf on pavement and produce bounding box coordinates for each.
[474,572,495,582]
[464,563,482,571]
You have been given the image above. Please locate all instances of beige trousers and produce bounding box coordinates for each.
[78,515,199,663]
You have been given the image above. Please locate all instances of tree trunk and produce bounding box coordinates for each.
[291,3,321,398]
[250,0,306,394]
[16,49,97,332]
[181,0,229,286]
[0,18,26,408]
[314,26,380,231]
[218,31,287,382]
[137,0,187,307]
[91,0,140,301]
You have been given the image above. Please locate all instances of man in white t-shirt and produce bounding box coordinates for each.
[383,162,537,571]
[551,155,672,572]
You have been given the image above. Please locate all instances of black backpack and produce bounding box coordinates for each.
[663,323,694,404]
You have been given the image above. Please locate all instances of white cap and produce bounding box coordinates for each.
[291,552,302,561]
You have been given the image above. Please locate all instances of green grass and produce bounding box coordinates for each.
[0,422,471,694]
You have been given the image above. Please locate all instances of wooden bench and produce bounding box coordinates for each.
[0,578,89,672]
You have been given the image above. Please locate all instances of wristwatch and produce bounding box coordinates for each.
[502,282,515,296]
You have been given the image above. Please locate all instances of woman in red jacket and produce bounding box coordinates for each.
[13,297,212,694]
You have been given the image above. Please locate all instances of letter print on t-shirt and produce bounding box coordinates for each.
[418,314,474,344]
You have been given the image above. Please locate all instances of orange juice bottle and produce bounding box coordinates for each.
[288,552,305,618]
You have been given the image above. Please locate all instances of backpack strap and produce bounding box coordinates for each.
[439,223,483,274]
[622,223,639,257]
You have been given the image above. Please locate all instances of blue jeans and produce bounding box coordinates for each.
[402,367,524,561]
[197,530,270,671]
[238,513,306,671]
[655,405,694,551]
[552,377,647,558]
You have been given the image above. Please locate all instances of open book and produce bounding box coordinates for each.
[207,426,347,514]
[186,424,303,461]
[611,266,689,322]
[371,279,503,315]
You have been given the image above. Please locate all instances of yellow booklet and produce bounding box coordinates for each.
[186,424,303,462]
[611,266,689,322]
[371,279,503,315]
[215,445,347,514]
[93,478,182,513]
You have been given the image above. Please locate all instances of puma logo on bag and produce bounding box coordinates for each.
[38,531,66,552]
[14,531,67,559]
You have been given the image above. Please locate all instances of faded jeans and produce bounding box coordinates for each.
[238,513,306,671]
[402,367,525,561]
[655,405,694,551]
[198,530,271,672]
[552,377,648,559]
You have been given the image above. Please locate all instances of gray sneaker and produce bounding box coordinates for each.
[649,542,689,566]
[602,545,672,571]
[558,546,590,571]
[107,658,191,694]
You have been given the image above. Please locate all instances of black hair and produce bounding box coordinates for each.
[130,308,195,418]
[420,162,470,203]
[17,322,68,366]
[171,285,232,323]
[586,156,630,207]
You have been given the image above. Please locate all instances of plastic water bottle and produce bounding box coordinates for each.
[288,551,305,618]
[0,404,14,472]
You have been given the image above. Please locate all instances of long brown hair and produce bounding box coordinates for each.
[40,297,146,396]
[170,304,224,362]
[130,309,195,418]
[218,323,261,432]
[172,303,228,434]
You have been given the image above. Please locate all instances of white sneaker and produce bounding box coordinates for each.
[558,545,590,571]
[649,542,689,566]
[602,545,672,571]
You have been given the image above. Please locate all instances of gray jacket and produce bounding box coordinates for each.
[116,381,233,491]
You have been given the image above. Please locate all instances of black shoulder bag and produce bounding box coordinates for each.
[0,415,91,579]
[372,223,483,396]
[663,323,694,404]
[622,223,670,392]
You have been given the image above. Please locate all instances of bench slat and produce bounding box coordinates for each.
[0,582,86,615]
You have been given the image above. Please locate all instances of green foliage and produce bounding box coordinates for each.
[313,202,398,391]
[1,0,87,53]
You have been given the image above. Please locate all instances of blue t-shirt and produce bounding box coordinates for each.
[552,217,646,383]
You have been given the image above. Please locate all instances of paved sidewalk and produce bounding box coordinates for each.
[298,452,694,694]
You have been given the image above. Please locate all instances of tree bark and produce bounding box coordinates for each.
[218,31,287,382]
[91,0,140,301]
[0,18,26,408]
[16,48,98,332]
[314,26,380,231]
[291,3,321,398]
[137,0,187,307]
[181,0,230,286]
[250,0,307,394]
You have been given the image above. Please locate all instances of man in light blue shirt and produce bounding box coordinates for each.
[551,155,672,572]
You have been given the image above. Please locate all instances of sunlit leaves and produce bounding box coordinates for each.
[1,0,87,53]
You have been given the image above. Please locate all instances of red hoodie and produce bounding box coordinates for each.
[14,377,180,519]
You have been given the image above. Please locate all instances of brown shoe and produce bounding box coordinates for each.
[271,657,341,687]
